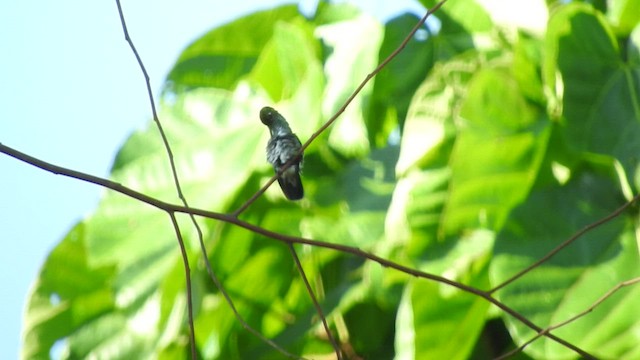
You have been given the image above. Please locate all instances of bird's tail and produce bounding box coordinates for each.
[278,172,304,200]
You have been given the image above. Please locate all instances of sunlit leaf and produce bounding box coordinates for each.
[318,11,383,157]
[166,5,303,91]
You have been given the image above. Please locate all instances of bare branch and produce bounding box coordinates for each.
[199,227,303,359]
[113,1,198,357]
[167,213,196,357]
[287,244,342,359]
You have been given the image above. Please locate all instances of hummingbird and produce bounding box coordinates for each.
[260,106,304,200]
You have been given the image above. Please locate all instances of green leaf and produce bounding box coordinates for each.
[369,13,436,145]
[421,0,493,34]
[513,33,545,104]
[447,68,549,234]
[395,230,493,360]
[22,223,116,359]
[250,20,323,110]
[386,169,451,256]
[249,19,325,139]
[317,11,383,157]
[165,5,303,91]
[491,171,640,359]
[420,0,495,58]
[395,53,477,176]
[545,3,640,184]
[394,52,548,246]
[607,0,640,35]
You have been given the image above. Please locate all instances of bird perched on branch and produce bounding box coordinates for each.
[260,106,304,200]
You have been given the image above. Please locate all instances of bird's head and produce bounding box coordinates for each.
[260,106,293,136]
[260,106,277,126]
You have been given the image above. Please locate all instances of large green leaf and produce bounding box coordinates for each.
[249,18,324,127]
[607,0,640,35]
[22,223,116,359]
[545,3,640,185]
[447,68,549,234]
[386,47,547,357]
[317,10,383,157]
[394,53,477,177]
[395,230,493,360]
[368,13,436,145]
[491,171,640,359]
[391,50,548,248]
[165,5,303,91]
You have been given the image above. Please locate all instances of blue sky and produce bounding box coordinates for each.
[0,1,422,358]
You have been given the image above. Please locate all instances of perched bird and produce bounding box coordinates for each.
[260,106,304,200]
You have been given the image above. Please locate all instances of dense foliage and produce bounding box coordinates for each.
[23,1,640,359]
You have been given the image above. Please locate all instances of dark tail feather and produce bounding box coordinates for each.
[277,173,304,200]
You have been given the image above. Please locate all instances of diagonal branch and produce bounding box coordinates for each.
[199,228,303,359]
[300,0,446,153]
[287,244,342,359]
[495,277,640,360]
[167,213,196,357]
[232,0,449,216]
[489,196,640,294]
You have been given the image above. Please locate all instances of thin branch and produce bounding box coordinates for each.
[287,244,342,359]
[114,1,299,357]
[231,175,277,217]
[489,195,640,294]
[199,236,303,359]
[301,0,446,152]
[114,0,158,122]
[167,213,196,357]
[114,0,197,211]
[495,277,640,360]
[114,2,197,357]
[232,0,449,216]
[0,142,597,359]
